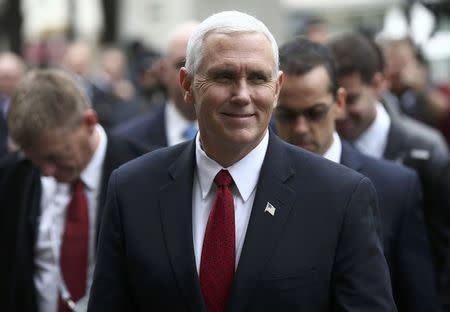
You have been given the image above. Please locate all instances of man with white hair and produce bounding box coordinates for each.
[88,11,396,311]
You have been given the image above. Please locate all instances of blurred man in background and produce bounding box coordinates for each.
[277,36,440,312]
[382,37,449,127]
[113,21,199,150]
[0,69,147,312]
[328,32,450,310]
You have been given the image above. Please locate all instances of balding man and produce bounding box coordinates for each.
[113,21,199,150]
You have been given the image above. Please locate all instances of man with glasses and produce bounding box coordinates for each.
[276,37,440,311]
[328,32,450,309]
[114,21,199,150]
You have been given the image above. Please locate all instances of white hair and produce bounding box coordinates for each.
[185,11,279,77]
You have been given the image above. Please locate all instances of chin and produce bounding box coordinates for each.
[227,129,265,146]
[54,172,78,184]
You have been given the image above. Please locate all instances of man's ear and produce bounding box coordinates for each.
[334,87,347,121]
[179,67,194,104]
[371,72,386,98]
[83,109,98,132]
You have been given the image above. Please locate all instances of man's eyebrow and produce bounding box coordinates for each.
[206,67,236,77]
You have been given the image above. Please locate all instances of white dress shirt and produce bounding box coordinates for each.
[323,132,342,164]
[192,130,269,272]
[34,124,107,312]
[354,102,391,159]
[165,100,198,146]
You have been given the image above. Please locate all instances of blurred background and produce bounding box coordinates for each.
[0,0,449,81]
[0,0,449,134]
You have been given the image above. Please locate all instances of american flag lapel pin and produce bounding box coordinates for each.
[264,202,276,216]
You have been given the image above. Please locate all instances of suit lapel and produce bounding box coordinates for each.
[384,122,407,161]
[160,141,205,311]
[227,134,296,311]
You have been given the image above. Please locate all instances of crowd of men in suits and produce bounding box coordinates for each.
[0,9,449,312]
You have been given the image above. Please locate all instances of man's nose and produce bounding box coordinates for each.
[231,79,251,105]
[294,115,310,134]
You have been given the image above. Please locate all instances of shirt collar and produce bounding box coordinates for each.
[323,132,342,164]
[80,124,107,191]
[354,102,391,159]
[195,130,269,202]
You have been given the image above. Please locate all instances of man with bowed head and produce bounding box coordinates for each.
[88,11,396,311]
[0,69,147,312]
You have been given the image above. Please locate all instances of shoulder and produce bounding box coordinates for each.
[391,116,448,157]
[112,140,191,183]
[0,152,37,183]
[106,133,151,155]
[113,105,165,136]
[273,135,370,192]
[361,153,417,183]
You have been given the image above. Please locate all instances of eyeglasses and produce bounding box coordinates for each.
[275,104,332,123]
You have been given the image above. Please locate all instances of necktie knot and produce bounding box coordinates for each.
[71,178,84,191]
[214,170,233,188]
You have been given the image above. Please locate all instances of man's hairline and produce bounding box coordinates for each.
[187,30,279,79]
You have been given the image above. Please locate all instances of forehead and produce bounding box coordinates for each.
[338,72,365,89]
[281,67,332,105]
[166,32,192,60]
[27,127,76,154]
[200,32,274,72]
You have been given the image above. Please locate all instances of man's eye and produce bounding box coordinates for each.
[249,73,268,83]
[346,94,360,105]
[305,109,327,121]
[213,72,234,82]
[275,108,297,122]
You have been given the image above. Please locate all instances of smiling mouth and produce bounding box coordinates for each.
[222,112,255,118]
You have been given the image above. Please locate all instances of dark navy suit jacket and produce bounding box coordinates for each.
[340,141,440,312]
[88,132,396,311]
[113,104,167,150]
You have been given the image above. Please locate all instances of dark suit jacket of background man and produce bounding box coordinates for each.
[382,95,450,308]
[87,132,396,311]
[0,134,148,312]
[341,141,440,312]
[0,112,8,158]
[113,103,167,150]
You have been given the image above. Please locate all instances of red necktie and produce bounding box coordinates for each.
[59,178,89,312]
[200,170,235,312]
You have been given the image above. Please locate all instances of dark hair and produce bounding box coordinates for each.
[279,36,338,96]
[327,32,381,84]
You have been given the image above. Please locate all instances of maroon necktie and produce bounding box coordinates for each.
[59,178,89,312]
[200,170,235,312]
